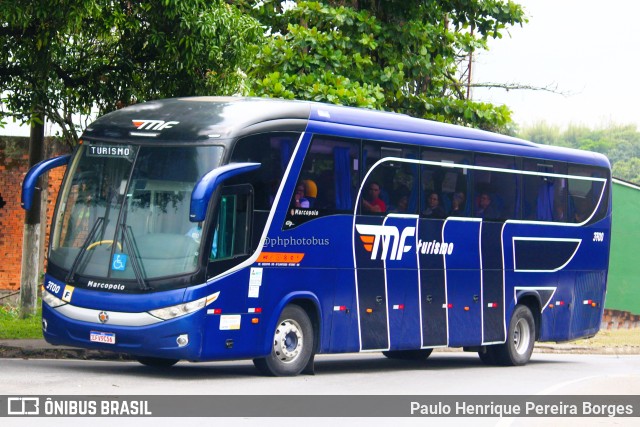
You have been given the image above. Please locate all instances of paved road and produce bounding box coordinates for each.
[1,351,639,426]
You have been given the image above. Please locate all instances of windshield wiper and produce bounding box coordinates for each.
[65,217,105,284]
[121,225,151,291]
[113,191,151,291]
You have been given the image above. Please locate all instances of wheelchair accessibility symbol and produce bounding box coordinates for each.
[112,254,128,271]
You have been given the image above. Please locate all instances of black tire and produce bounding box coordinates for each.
[382,349,433,360]
[493,304,536,366]
[136,357,179,368]
[253,304,315,376]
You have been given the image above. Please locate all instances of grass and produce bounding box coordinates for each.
[574,328,640,348]
[0,301,44,340]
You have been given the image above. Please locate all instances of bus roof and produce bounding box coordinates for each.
[82,96,610,169]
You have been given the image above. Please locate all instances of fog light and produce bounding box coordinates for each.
[176,334,189,347]
[42,318,48,332]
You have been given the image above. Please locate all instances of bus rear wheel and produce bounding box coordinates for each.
[382,349,433,360]
[136,357,179,368]
[492,304,535,366]
[253,304,315,376]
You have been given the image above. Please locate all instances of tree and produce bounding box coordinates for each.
[613,158,640,184]
[1,0,263,144]
[520,122,640,185]
[237,0,526,133]
[0,0,262,315]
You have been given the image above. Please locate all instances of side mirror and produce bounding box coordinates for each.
[21,154,71,210]
[190,162,260,222]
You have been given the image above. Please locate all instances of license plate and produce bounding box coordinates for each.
[90,331,116,344]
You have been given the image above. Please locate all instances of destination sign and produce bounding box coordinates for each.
[86,145,134,158]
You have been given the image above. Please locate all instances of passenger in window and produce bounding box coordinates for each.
[477,192,499,219]
[362,181,386,213]
[389,185,410,213]
[390,194,409,213]
[423,192,445,218]
[449,192,466,217]
[304,179,317,207]
[186,222,203,243]
[294,182,310,208]
[185,222,218,258]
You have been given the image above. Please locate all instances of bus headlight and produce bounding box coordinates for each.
[42,289,67,308]
[148,291,220,321]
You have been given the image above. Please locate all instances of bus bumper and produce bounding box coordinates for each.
[41,302,205,361]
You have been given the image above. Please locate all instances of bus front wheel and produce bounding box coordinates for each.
[253,304,315,376]
[492,304,535,366]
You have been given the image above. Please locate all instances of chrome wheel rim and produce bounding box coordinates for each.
[513,318,531,355]
[273,319,303,363]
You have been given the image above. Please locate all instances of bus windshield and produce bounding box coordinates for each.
[50,143,224,283]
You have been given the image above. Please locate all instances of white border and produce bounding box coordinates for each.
[512,237,582,273]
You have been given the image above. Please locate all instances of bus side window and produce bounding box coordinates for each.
[229,132,300,245]
[229,132,300,211]
[359,142,418,215]
[284,135,359,228]
[421,148,470,218]
[567,165,608,224]
[522,160,568,222]
[210,187,251,261]
[474,154,518,221]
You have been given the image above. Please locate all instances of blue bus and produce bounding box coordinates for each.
[23,97,611,375]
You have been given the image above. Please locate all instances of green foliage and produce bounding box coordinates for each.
[0,0,263,145]
[239,0,525,133]
[1,0,526,143]
[519,122,640,184]
[613,158,640,184]
[0,301,43,339]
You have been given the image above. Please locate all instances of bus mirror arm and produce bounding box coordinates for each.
[21,154,72,211]
[190,162,261,222]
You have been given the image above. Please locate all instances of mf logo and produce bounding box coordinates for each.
[131,119,179,131]
[356,224,415,261]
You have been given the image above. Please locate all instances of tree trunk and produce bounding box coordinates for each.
[19,118,45,318]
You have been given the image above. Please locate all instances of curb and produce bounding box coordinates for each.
[534,343,640,355]
[0,341,132,361]
[1,341,639,360]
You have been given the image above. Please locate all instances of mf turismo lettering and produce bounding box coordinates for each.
[356,224,454,261]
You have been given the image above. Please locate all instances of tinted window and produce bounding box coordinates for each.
[230,132,301,210]
[522,160,568,222]
[474,154,518,221]
[567,165,608,223]
[285,135,360,228]
[361,142,418,215]
[421,148,470,218]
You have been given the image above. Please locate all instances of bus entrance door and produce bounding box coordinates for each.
[354,215,419,351]
[354,216,391,351]
[417,217,448,348]
[442,218,483,346]
[383,216,421,351]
